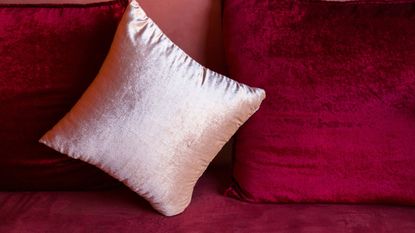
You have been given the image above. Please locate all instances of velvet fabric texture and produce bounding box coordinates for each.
[0,0,127,190]
[1,167,415,233]
[40,0,265,216]
[224,0,415,204]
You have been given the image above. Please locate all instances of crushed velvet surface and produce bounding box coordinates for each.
[1,167,415,233]
[0,0,127,190]
[224,0,415,203]
[40,0,265,216]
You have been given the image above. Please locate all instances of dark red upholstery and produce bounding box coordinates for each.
[0,0,127,190]
[1,1,413,231]
[224,0,415,204]
[0,167,414,233]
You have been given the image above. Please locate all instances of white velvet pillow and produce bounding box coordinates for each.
[40,0,265,216]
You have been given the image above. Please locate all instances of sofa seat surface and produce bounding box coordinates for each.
[1,167,414,233]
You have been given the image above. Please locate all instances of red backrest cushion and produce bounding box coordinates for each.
[0,0,127,190]
[224,0,415,204]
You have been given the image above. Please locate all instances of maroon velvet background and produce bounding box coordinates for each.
[0,0,127,190]
[224,0,415,204]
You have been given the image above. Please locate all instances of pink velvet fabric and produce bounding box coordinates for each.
[0,0,127,190]
[224,0,415,204]
[1,167,415,233]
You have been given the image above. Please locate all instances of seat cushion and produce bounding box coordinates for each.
[1,167,415,233]
[223,0,415,204]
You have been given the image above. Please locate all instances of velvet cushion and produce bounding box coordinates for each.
[224,0,415,204]
[1,167,415,233]
[0,0,127,190]
[40,0,265,216]
[138,0,231,166]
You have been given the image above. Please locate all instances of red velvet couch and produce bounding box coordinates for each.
[1,0,415,232]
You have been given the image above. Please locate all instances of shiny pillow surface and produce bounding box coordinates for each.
[0,0,128,190]
[224,0,415,204]
[40,0,265,216]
